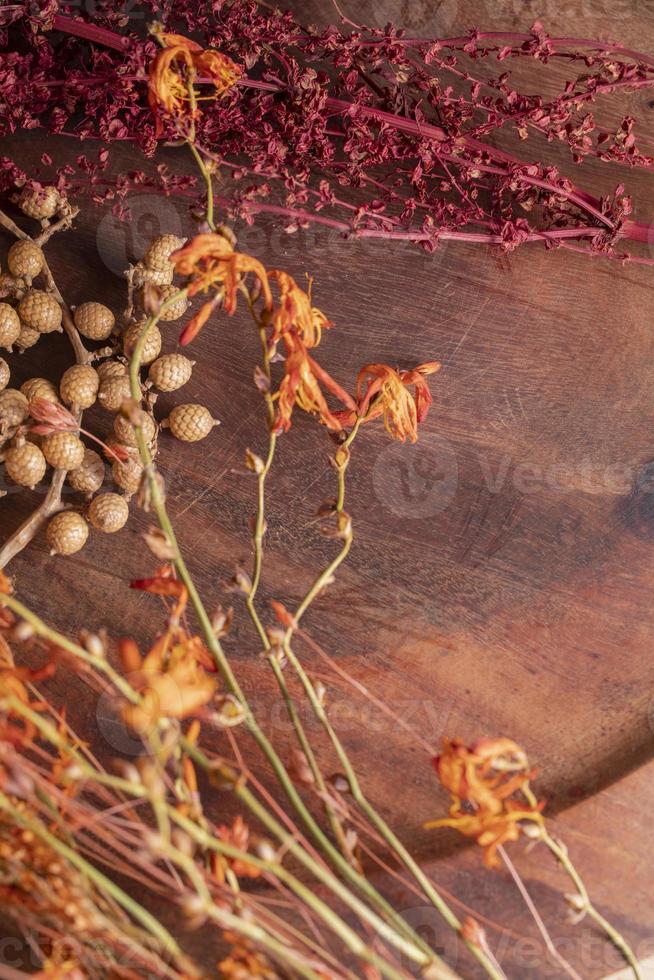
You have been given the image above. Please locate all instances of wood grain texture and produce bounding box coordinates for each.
[1,0,654,974]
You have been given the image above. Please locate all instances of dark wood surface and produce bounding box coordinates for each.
[2,1,654,975]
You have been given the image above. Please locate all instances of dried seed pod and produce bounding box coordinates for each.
[98,375,132,412]
[18,186,61,220]
[0,358,9,391]
[4,442,47,489]
[133,261,173,288]
[21,377,59,405]
[157,284,188,322]
[114,411,156,448]
[7,241,44,280]
[96,359,127,382]
[144,234,184,272]
[0,303,21,350]
[15,324,40,351]
[18,290,62,334]
[59,364,99,410]
[46,512,89,556]
[67,448,105,494]
[112,456,143,494]
[0,389,29,428]
[74,302,115,341]
[123,321,162,365]
[148,353,194,392]
[163,404,219,443]
[88,492,129,533]
[42,432,85,470]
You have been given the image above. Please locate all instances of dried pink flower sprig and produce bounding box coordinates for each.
[2,3,654,263]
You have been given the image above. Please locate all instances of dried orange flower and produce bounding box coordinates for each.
[269,271,331,349]
[215,816,261,880]
[172,233,272,344]
[349,361,441,443]
[274,336,345,434]
[219,937,277,980]
[148,33,241,135]
[121,568,218,731]
[424,737,544,868]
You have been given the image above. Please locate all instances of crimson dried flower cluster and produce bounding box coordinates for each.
[1,2,653,262]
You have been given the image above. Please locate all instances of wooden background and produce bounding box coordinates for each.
[2,0,654,976]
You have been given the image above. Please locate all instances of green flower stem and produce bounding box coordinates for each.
[0,789,186,966]
[524,788,641,980]
[127,311,440,970]
[275,426,506,980]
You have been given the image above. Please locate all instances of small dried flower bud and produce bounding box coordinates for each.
[245,448,264,474]
[157,284,188,322]
[123,320,162,365]
[4,442,47,488]
[18,290,62,334]
[112,456,143,494]
[114,411,156,447]
[7,241,44,280]
[67,448,105,494]
[144,234,185,272]
[88,492,129,533]
[18,185,61,220]
[148,353,194,392]
[96,359,127,382]
[255,840,277,863]
[163,404,219,442]
[11,621,35,642]
[133,260,173,288]
[98,375,132,412]
[329,773,351,793]
[74,302,115,341]
[0,388,29,427]
[21,377,59,405]
[79,629,105,658]
[15,325,40,351]
[59,364,99,410]
[42,432,85,470]
[46,511,89,555]
[0,303,21,349]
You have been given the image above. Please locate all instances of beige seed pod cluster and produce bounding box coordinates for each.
[74,302,115,341]
[4,442,47,489]
[123,321,162,364]
[18,290,62,334]
[157,284,188,322]
[98,374,132,412]
[148,353,194,393]
[67,448,105,495]
[46,511,89,556]
[88,492,129,533]
[0,358,9,391]
[0,274,21,299]
[144,234,184,273]
[0,389,29,428]
[59,364,99,410]
[7,241,44,280]
[114,411,156,448]
[0,303,21,350]
[163,404,219,443]
[21,377,59,405]
[112,456,143,494]
[96,359,127,382]
[15,325,40,351]
[42,432,85,470]
[18,186,62,221]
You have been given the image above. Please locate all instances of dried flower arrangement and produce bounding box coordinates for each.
[0,4,649,980]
